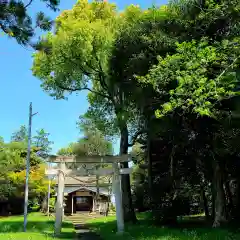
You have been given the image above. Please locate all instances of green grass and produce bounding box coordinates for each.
[86,213,240,240]
[0,212,75,240]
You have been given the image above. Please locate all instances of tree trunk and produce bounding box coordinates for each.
[200,184,210,220]
[41,195,48,213]
[119,124,137,223]
[211,181,215,220]
[147,137,154,211]
[224,181,234,218]
[233,176,240,221]
[212,160,227,227]
[196,159,210,220]
[222,162,233,218]
[163,145,178,225]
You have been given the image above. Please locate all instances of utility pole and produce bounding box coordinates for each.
[23,102,37,232]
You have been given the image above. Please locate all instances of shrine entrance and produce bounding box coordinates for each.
[75,196,92,212]
[46,154,132,236]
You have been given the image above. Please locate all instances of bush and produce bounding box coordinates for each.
[8,198,24,215]
[109,203,116,212]
[30,205,40,212]
[49,197,55,213]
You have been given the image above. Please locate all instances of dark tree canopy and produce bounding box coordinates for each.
[0,0,60,45]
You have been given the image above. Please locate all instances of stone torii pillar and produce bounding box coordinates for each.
[54,161,65,236]
[112,162,124,233]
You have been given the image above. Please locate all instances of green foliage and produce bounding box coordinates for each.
[0,141,42,176]
[130,144,149,211]
[58,127,113,157]
[11,125,27,142]
[138,39,240,118]
[33,128,53,158]
[74,137,112,157]
[0,0,60,45]
[57,143,75,156]
[0,127,53,213]
[78,101,119,140]
[32,0,119,99]
[11,125,53,159]
[169,0,240,41]
[49,197,56,212]
[131,143,145,165]
[109,203,116,213]
[75,125,113,156]
[0,141,47,198]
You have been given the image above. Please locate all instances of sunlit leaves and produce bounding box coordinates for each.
[57,127,113,157]
[8,164,51,198]
[139,39,240,118]
[32,0,119,99]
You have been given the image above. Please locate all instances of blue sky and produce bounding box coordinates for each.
[0,0,167,154]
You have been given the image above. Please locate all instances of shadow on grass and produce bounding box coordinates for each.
[175,216,211,229]
[0,220,72,232]
[0,218,74,239]
[86,217,240,240]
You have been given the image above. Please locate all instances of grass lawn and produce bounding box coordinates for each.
[86,213,240,240]
[0,212,75,240]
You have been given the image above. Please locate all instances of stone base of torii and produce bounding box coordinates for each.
[46,155,132,236]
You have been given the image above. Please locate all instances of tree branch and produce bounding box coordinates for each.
[128,129,146,147]
[92,44,109,92]
[55,82,111,100]
[0,22,8,34]
[85,60,109,93]
[25,0,34,8]
[216,56,239,83]
[50,41,113,101]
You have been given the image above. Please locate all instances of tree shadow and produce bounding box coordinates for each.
[86,217,240,240]
[0,219,74,239]
[172,216,211,229]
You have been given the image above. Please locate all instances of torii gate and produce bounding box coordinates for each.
[46,154,132,236]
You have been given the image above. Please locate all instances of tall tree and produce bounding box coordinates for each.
[0,140,44,213]
[138,37,240,226]
[32,0,143,222]
[58,128,113,157]
[11,126,53,158]
[33,128,53,158]
[57,143,75,156]
[11,125,28,142]
[105,0,240,227]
